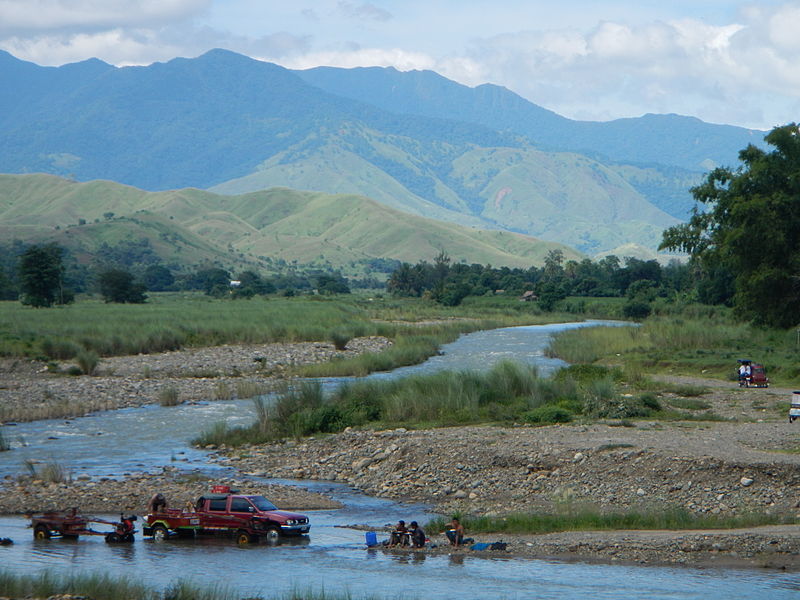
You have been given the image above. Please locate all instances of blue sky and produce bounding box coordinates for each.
[1,0,798,129]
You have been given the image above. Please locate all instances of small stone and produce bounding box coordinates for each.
[636,488,646,496]
[740,477,754,487]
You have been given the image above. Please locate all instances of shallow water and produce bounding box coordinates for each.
[2,321,799,598]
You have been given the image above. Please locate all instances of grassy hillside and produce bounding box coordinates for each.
[213,135,679,253]
[0,174,580,272]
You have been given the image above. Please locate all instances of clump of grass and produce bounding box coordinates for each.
[75,349,99,375]
[522,405,573,424]
[214,381,232,400]
[330,329,352,351]
[24,459,70,483]
[662,384,709,397]
[40,338,81,360]
[158,386,181,407]
[426,506,794,536]
[598,443,635,451]
[0,428,9,452]
[667,397,712,411]
[235,380,264,399]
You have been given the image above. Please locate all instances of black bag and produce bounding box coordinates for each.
[490,541,507,551]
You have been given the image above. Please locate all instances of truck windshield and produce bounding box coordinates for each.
[249,496,277,511]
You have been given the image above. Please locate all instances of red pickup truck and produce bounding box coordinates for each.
[143,488,310,544]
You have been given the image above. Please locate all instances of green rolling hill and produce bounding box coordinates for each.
[0,174,580,273]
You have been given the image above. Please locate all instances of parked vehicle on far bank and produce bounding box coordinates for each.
[737,359,769,388]
[143,486,310,544]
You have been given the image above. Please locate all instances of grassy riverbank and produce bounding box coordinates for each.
[193,360,720,448]
[426,507,795,536]
[0,571,365,600]
[546,313,800,387]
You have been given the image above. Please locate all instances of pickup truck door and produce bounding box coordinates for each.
[229,497,257,523]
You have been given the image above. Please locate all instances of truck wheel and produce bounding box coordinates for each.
[237,530,253,545]
[151,525,168,541]
[265,527,280,542]
[105,532,121,543]
[123,533,135,543]
[34,524,51,540]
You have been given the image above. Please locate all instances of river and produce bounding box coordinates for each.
[1,321,799,599]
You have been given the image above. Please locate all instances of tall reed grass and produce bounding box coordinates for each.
[0,428,9,452]
[193,362,663,448]
[0,570,381,600]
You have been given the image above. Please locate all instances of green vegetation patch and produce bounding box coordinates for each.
[194,360,674,448]
[426,506,794,536]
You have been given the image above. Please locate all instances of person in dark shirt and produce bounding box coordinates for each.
[409,521,426,548]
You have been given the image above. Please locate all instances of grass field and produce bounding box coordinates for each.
[0,293,571,371]
[546,310,800,387]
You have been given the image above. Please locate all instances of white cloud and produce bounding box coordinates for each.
[280,47,434,71]
[336,2,392,22]
[456,5,800,129]
[0,0,210,33]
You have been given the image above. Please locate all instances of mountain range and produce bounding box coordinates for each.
[0,48,767,262]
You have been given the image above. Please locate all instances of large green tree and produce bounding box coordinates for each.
[18,243,68,307]
[98,269,147,303]
[660,124,800,327]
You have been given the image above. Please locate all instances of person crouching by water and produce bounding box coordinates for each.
[409,521,426,548]
[147,493,167,513]
[445,517,464,547]
[389,520,409,546]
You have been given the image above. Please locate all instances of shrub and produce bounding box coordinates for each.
[623,300,652,319]
[40,338,80,360]
[75,350,99,375]
[330,329,352,351]
[638,393,662,411]
[522,405,574,424]
[158,386,181,407]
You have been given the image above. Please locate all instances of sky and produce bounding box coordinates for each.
[1,0,799,130]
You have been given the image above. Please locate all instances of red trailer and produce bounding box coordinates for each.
[29,509,137,543]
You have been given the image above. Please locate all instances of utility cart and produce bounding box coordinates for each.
[29,509,137,543]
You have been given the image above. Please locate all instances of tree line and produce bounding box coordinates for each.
[0,241,352,306]
[387,249,692,317]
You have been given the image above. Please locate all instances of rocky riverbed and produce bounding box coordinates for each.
[206,384,800,569]
[0,336,391,423]
[0,465,341,514]
[3,338,800,570]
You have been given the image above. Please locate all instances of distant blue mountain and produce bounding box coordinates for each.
[0,48,765,252]
[295,65,766,172]
[0,49,515,190]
